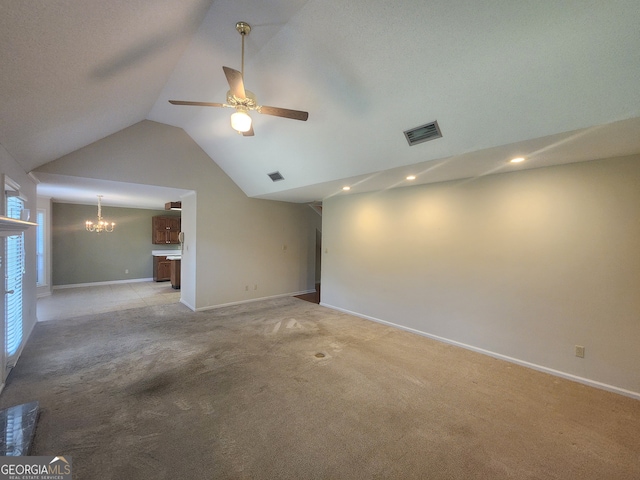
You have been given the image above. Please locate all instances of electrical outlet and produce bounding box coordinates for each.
[245,285,249,291]
[125,269,129,274]
[282,244,287,251]
[575,345,585,358]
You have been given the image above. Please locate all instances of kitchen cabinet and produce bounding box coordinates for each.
[152,216,181,244]
[153,256,171,282]
[170,259,181,289]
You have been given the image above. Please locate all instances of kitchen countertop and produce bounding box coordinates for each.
[152,249,181,257]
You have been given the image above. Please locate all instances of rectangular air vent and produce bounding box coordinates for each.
[268,171,284,182]
[403,120,442,146]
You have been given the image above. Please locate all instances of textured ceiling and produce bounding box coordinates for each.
[0,0,214,170]
[2,0,640,206]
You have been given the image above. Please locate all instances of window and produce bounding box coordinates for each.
[36,209,45,286]
[5,195,24,358]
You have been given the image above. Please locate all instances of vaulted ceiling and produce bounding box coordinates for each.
[2,1,639,206]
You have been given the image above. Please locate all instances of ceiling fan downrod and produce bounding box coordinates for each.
[236,22,251,79]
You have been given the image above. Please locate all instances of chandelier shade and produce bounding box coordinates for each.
[85,195,115,233]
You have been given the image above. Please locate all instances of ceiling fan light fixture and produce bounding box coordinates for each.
[169,21,308,137]
[231,108,252,133]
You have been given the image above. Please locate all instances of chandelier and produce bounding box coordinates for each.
[85,195,115,233]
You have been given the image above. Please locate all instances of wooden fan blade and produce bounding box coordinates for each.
[169,100,226,107]
[259,105,309,121]
[223,66,246,99]
[242,125,255,137]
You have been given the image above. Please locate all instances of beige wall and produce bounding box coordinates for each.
[321,155,640,397]
[36,120,319,309]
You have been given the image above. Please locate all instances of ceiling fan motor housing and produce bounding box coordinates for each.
[226,90,257,110]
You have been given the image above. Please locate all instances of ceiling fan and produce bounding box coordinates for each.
[169,22,309,136]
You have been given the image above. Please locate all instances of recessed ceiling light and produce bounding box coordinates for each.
[406,175,416,180]
[342,186,351,191]
[510,157,525,163]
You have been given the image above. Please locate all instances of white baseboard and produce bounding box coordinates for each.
[37,284,52,298]
[53,278,154,289]
[196,290,315,312]
[180,298,196,311]
[5,312,39,379]
[321,302,640,401]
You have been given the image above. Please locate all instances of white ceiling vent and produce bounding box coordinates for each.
[403,121,442,146]
[268,171,284,182]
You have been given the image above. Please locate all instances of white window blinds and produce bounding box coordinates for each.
[36,209,45,286]
[5,195,24,358]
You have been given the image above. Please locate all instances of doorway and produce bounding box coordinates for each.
[295,228,321,304]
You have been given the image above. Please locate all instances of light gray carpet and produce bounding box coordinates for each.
[1,297,639,479]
